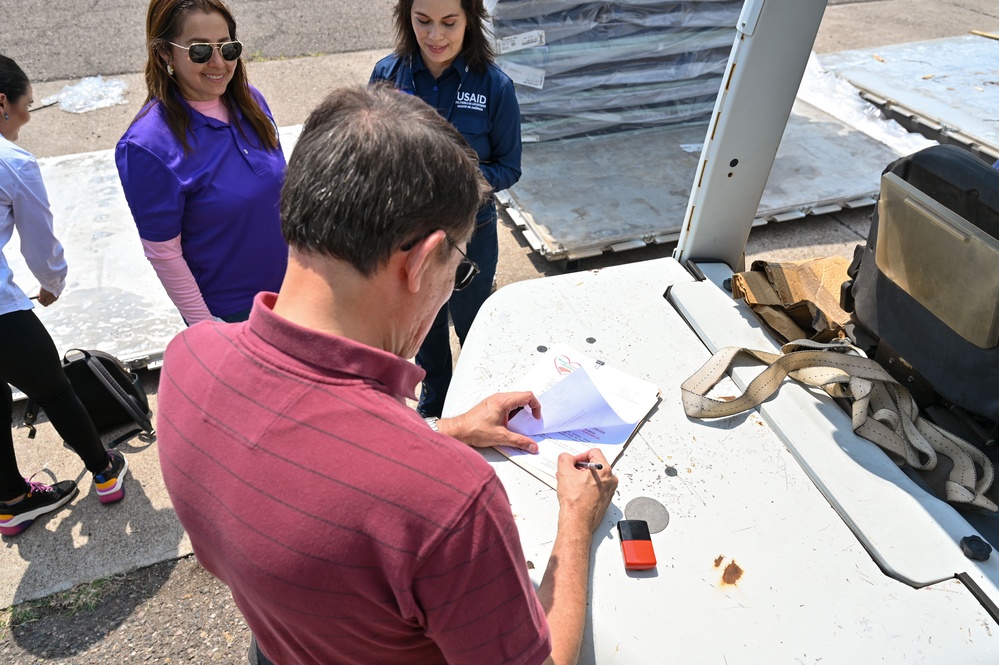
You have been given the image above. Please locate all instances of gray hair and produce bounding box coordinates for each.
[281,85,489,276]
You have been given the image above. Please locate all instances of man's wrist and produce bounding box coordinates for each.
[557,512,598,541]
[423,416,440,432]
[434,415,464,440]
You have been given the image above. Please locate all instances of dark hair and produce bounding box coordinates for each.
[0,55,30,105]
[138,0,278,153]
[281,85,489,276]
[392,0,494,72]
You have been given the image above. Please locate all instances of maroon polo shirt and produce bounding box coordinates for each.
[157,292,551,665]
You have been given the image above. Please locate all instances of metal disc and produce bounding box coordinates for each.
[624,496,670,534]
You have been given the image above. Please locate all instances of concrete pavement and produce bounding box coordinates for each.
[3,0,999,609]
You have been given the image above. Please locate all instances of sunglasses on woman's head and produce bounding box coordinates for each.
[169,40,243,64]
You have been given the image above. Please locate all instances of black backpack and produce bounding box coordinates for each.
[845,144,999,425]
[24,349,154,445]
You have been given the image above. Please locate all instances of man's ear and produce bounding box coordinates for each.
[402,230,447,294]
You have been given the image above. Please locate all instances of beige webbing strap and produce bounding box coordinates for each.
[681,340,996,512]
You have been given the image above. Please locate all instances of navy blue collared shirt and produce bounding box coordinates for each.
[370,52,522,223]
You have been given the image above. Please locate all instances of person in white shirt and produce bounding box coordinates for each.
[0,54,128,536]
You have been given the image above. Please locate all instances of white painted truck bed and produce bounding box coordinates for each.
[445,258,999,663]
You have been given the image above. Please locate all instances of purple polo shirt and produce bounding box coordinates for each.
[115,87,287,318]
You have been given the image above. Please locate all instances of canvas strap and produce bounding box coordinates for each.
[681,339,996,512]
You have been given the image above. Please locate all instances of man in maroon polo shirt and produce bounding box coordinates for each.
[157,85,617,665]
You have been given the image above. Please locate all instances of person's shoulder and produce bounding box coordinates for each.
[118,100,180,156]
[373,412,500,497]
[0,136,38,173]
[428,429,501,491]
[164,320,206,352]
[466,61,515,96]
[484,61,515,90]
[122,98,168,132]
[242,83,277,123]
[371,52,404,80]
[245,83,269,109]
[164,320,238,368]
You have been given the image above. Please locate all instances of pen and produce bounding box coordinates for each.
[575,462,604,470]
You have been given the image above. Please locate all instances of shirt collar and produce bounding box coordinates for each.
[172,90,237,130]
[243,292,424,402]
[412,51,469,82]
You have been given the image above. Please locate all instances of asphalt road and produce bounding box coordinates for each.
[1,0,395,82]
[5,0,999,83]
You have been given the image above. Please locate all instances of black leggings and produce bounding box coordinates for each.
[0,308,107,501]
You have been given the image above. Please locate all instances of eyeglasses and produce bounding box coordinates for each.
[444,234,480,292]
[169,40,243,64]
[401,232,480,292]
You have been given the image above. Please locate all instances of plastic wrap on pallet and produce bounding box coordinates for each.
[513,50,728,101]
[521,98,716,142]
[518,77,722,115]
[497,28,733,78]
[492,1,738,139]
[493,0,736,21]
[493,2,743,44]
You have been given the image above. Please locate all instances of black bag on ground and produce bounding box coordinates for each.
[845,144,999,424]
[24,349,154,442]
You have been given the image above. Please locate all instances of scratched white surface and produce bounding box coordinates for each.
[446,257,999,664]
[671,264,999,592]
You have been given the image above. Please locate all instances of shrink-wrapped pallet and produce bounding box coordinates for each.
[491,1,743,141]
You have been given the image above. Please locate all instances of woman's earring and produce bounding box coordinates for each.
[167,64,175,76]
[2,112,8,122]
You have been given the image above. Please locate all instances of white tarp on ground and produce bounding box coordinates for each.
[7,148,184,368]
[5,126,301,371]
[821,34,999,162]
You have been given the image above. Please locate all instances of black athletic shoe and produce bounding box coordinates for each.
[0,479,79,536]
[94,450,128,504]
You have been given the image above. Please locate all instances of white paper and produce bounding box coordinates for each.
[509,366,636,437]
[497,30,547,55]
[497,60,546,89]
[499,344,660,489]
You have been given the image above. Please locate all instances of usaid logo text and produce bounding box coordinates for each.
[455,92,487,112]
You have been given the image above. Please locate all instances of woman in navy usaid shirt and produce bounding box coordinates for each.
[116,0,287,325]
[370,0,523,418]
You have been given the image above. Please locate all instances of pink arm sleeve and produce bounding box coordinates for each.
[141,236,214,324]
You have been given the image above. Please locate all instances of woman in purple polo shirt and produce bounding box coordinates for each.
[116,0,287,325]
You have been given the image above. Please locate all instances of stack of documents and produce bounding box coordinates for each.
[501,344,661,488]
